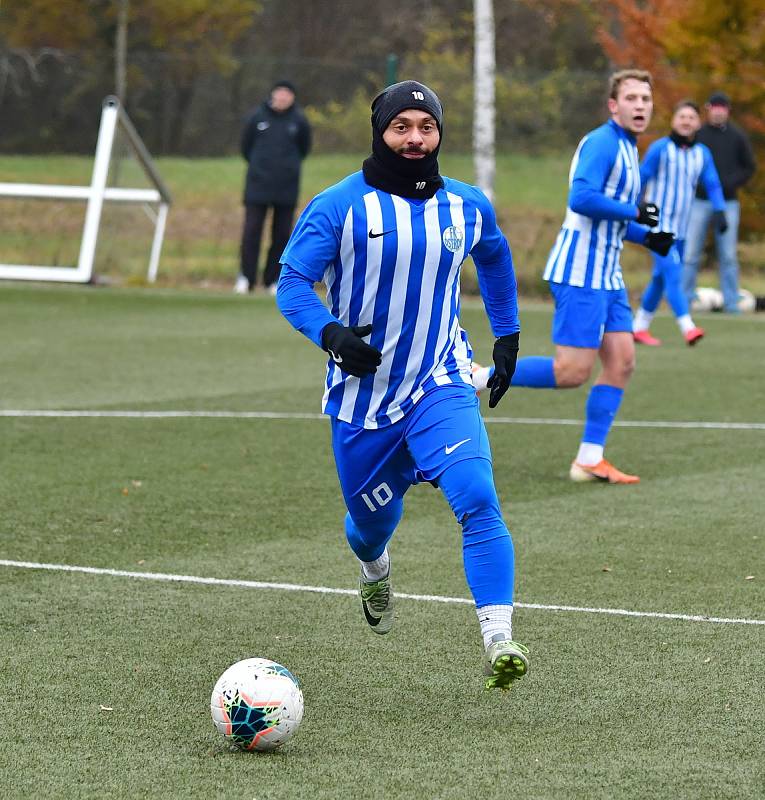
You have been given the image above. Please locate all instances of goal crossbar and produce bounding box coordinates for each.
[0,96,172,284]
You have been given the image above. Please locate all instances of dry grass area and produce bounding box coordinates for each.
[1,154,762,297]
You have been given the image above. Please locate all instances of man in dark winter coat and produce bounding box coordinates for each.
[236,81,312,294]
[682,91,756,313]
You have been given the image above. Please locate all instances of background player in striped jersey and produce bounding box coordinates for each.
[276,81,529,691]
[474,70,673,485]
[632,100,726,346]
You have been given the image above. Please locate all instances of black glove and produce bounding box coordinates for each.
[644,231,675,256]
[636,201,659,227]
[321,322,382,378]
[713,210,728,233]
[487,332,519,409]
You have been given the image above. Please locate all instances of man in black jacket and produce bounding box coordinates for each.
[236,81,312,294]
[682,91,756,313]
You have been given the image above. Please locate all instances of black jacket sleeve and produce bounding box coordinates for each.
[727,129,757,194]
[297,113,312,159]
[240,115,257,160]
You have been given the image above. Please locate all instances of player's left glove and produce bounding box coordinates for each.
[713,210,728,233]
[644,231,675,256]
[487,332,519,409]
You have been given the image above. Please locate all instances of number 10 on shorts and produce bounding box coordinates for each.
[361,482,393,512]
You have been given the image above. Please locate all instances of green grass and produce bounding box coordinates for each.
[3,153,763,296]
[1,284,764,798]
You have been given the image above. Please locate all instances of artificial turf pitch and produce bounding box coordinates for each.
[1,284,763,799]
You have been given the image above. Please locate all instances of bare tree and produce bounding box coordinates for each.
[473,0,495,200]
[115,0,129,104]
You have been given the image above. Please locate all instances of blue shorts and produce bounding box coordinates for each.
[330,383,492,521]
[549,283,633,348]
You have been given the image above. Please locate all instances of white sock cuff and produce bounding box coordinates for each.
[477,603,514,649]
[359,549,390,582]
[576,442,604,466]
[633,307,654,332]
[677,314,695,334]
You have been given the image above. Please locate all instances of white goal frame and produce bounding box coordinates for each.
[0,96,172,284]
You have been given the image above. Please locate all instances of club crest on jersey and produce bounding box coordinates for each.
[442,225,464,253]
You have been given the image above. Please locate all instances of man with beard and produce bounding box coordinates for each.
[276,80,529,692]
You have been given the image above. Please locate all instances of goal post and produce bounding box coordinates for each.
[0,96,172,284]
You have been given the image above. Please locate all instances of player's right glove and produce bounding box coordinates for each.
[644,231,675,256]
[487,332,519,409]
[713,210,729,233]
[636,201,660,227]
[321,322,382,378]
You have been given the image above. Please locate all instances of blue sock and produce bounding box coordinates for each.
[582,384,624,446]
[510,356,557,388]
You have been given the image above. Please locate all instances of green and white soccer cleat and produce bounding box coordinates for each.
[483,634,529,691]
[359,571,394,634]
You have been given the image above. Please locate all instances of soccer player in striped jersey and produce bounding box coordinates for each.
[276,81,529,691]
[474,70,674,484]
[632,100,727,346]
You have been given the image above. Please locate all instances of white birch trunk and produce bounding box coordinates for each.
[473,0,496,201]
[115,0,129,105]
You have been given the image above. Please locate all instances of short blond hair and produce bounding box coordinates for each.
[608,69,653,100]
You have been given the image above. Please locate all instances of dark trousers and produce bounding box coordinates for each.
[240,203,295,288]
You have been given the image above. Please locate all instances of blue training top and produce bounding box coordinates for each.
[544,119,648,291]
[277,171,519,429]
[641,136,725,240]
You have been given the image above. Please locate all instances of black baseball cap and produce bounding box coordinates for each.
[707,91,731,107]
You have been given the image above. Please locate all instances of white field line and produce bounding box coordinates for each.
[1,409,764,430]
[1,559,762,626]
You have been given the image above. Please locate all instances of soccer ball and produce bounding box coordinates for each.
[738,288,756,313]
[210,658,304,752]
[691,287,723,312]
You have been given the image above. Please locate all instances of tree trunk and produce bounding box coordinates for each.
[115,0,129,105]
[473,0,495,201]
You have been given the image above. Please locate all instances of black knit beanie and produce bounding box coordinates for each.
[371,80,443,134]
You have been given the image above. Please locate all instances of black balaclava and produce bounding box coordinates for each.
[362,80,444,200]
[670,129,695,148]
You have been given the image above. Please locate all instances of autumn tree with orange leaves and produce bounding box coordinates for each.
[597,0,764,233]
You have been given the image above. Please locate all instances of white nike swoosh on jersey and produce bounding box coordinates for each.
[444,438,471,455]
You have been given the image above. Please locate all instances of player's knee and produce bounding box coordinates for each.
[619,353,636,381]
[346,500,402,555]
[554,358,591,388]
[442,463,500,527]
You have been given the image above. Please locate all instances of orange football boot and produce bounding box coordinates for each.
[684,327,705,346]
[633,330,661,346]
[569,459,640,484]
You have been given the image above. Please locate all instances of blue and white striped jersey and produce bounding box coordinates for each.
[641,137,725,240]
[544,120,641,291]
[280,172,518,429]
